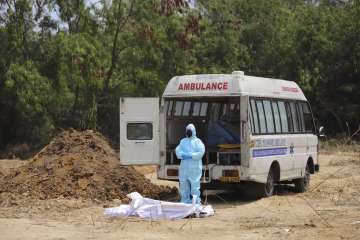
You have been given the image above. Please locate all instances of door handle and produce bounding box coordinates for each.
[135,141,145,144]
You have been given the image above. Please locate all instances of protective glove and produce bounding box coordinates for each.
[181,152,192,160]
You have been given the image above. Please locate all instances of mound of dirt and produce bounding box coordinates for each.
[0,130,177,201]
[0,159,27,177]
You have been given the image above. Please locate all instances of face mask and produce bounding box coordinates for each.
[186,129,192,138]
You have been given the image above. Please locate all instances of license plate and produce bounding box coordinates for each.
[219,176,240,182]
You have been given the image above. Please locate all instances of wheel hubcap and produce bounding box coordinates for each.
[304,166,310,188]
[265,172,274,195]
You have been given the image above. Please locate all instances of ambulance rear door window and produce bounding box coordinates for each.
[166,100,173,116]
[200,102,208,116]
[182,101,191,116]
[174,101,183,116]
[192,102,201,116]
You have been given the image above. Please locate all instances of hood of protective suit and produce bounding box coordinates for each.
[186,123,196,137]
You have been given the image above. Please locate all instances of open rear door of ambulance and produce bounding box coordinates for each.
[119,98,160,165]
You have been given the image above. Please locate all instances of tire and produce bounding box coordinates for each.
[256,168,275,198]
[294,164,310,193]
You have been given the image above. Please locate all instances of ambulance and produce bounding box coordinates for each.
[119,71,320,197]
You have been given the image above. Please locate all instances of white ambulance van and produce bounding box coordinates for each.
[119,71,320,197]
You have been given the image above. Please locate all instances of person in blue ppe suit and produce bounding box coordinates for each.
[175,123,205,204]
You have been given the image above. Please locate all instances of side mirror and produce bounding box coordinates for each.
[318,126,325,138]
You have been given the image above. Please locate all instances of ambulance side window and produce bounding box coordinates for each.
[297,102,305,132]
[285,102,294,133]
[249,109,254,133]
[289,102,300,133]
[263,100,275,133]
[301,102,315,133]
[256,100,267,133]
[278,101,289,133]
[272,101,282,133]
[250,99,260,134]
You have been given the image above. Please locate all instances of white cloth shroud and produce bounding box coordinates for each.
[103,192,214,220]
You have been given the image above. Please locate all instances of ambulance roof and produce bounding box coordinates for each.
[162,71,307,101]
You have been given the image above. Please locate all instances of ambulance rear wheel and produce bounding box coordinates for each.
[258,169,275,198]
[294,164,310,193]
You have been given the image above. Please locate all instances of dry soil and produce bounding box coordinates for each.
[0,130,177,201]
[0,145,359,239]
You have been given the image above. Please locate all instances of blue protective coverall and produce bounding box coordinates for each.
[175,124,205,204]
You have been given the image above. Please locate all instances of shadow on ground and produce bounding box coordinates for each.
[203,184,298,208]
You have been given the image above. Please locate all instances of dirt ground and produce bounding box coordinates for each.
[1,149,360,240]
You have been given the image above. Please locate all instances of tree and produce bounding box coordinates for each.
[0,0,359,150]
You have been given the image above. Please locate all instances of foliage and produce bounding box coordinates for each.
[0,0,359,148]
